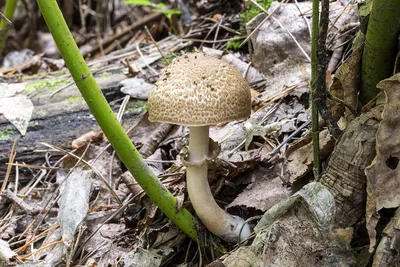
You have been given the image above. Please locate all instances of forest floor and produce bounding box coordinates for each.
[0,1,398,266]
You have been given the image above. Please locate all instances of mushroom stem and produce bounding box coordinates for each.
[186,126,250,243]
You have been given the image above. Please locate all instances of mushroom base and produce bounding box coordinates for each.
[186,126,251,243]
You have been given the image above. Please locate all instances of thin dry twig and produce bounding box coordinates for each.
[213,16,224,49]
[144,25,169,65]
[183,36,245,43]
[0,139,17,201]
[136,42,159,75]
[19,240,65,261]
[14,224,59,253]
[39,142,122,205]
[72,193,141,262]
[0,12,12,25]
[7,163,59,170]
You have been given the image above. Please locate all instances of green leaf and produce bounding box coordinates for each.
[124,0,153,6]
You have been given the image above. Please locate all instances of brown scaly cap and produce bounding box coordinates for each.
[147,52,252,126]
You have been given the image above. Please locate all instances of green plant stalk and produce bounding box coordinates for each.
[0,0,18,54]
[360,0,400,104]
[311,0,320,179]
[36,0,197,241]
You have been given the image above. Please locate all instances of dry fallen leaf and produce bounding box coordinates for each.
[365,73,400,251]
[0,94,34,136]
[58,169,92,242]
[285,129,334,183]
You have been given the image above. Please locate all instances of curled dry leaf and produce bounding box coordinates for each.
[71,130,104,149]
[329,33,364,121]
[365,73,400,251]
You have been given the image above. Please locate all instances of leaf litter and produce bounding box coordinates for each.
[0,0,395,266]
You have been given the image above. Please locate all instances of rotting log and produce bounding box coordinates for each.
[0,73,144,181]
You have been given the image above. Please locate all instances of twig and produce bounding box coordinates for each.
[200,19,219,48]
[136,42,159,75]
[78,0,86,33]
[144,25,169,65]
[183,36,245,43]
[268,119,312,156]
[328,93,358,116]
[213,16,223,49]
[0,12,12,25]
[72,193,141,262]
[49,80,74,97]
[4,189,57,215]
[116,95,130,122]
[81,12,163,57]
[22,169,46,197]
[0,139,17,201]
[203,17,241,35]
[7,163,59,170]
[39,142,122,205]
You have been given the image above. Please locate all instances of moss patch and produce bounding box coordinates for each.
[226,0,274,51]
[25,77,73,93]
[67,96,84,103]
[99,71,113,78]
[124,101,147,114]
[0,127,15,141]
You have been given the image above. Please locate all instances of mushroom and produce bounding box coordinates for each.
[147,52,252,243]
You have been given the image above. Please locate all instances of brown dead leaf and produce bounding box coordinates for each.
[228,165,292,212]
[285,129,334,183]
[365,73,400,211]
[330,34,364,121]
[365,73,400,251]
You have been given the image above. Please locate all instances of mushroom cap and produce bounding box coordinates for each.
[147,52,252,126]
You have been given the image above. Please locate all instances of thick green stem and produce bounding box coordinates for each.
[0,0,18,54]
[311,0,320,179]
[360,0,400,104]
[36,0,197,241]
